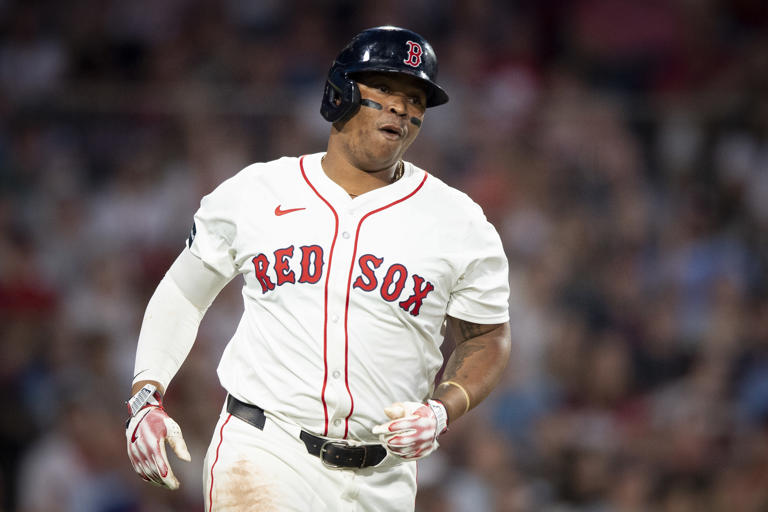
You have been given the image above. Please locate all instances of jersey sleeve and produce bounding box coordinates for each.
[446,210,510,324]
[187,175,242,280]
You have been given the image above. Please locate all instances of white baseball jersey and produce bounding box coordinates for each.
[188,152,509,442]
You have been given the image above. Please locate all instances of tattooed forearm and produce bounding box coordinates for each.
[454,320,498,343]
[442,337,486,380]
[432,318,511,424]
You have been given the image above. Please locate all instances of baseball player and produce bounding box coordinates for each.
[125,26,511,511]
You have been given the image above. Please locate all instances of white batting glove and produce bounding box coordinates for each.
[372,400,448,460]
[125,385,190,490]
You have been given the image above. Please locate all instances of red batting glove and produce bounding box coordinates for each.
[372,400,448,460]
[125,395,190,489]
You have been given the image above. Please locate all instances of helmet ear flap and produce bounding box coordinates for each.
[320,65,361,123]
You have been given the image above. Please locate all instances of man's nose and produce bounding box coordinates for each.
[387,95,408,116]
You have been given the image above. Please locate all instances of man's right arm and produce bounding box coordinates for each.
[126,248,231,490]
[131,247,232,394]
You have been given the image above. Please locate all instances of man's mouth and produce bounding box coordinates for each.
[379,123,404,139]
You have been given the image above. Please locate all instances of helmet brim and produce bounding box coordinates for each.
[346,66,449,108]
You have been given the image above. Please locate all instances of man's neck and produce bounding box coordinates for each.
[321,151,401,198]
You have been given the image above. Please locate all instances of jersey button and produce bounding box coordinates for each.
[342,231,350,239]
[332,314,339,323]
[332,370,341,379]
[334,419,342,427]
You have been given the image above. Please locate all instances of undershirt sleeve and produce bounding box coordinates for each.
[132,248,232,391]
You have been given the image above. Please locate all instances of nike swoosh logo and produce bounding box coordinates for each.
[275,205,306,216]
[130,408,156,443]
[131,419,142,443]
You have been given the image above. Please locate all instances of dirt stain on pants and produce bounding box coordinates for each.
[209,459,278,512]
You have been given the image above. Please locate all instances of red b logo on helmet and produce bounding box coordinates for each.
[403,41,423,68]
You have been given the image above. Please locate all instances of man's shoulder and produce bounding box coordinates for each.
[201,155,306,204]
[216,154,308,188]
[412,166,486,217]
[236,154,304,177]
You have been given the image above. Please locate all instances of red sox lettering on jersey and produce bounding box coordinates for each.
[251,247,435,316]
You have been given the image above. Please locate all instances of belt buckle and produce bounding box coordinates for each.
[319,440,353,469]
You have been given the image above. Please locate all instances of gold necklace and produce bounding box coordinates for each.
[392,160,404,183]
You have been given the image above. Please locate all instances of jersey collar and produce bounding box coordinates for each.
[300,152,426,210]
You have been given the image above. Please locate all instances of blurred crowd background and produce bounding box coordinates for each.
[2,0,768,510]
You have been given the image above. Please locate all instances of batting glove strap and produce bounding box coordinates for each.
[125,383,163,419]
[426,399,448,437]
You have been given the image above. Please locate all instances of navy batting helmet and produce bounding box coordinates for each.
[320,26,449,123]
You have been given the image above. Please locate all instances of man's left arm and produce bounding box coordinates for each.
[372,317,511,460]
[432,317,511,424]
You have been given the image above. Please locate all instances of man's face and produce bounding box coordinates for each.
[335,72,428,171]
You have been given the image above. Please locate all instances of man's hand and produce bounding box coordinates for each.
[372,400,447,460]
[126,399,190,489]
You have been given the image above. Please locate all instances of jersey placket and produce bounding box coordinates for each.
[300,154,429,439]
[323,206,358,439]
[299,155,358,438]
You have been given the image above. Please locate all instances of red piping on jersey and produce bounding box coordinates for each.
[208,413,232,512]
[342,171,429,437]
[299,155,339,436]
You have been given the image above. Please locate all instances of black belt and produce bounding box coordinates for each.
[226,395,387,469]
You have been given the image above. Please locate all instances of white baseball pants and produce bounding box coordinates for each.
[203,404,418,511]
